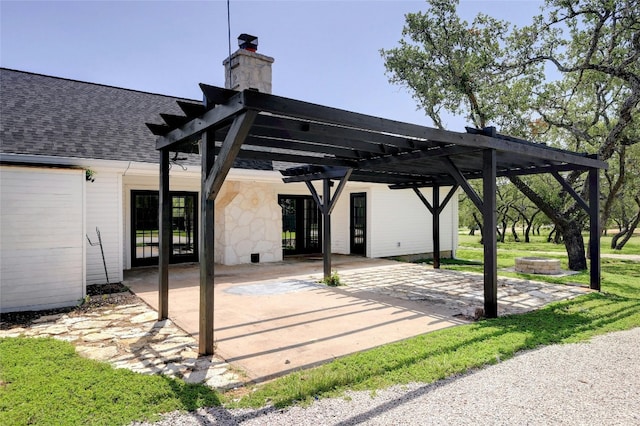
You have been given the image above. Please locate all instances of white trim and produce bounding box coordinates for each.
[116,174,124,279]
[1,153,284,182]
[82,170,87,296]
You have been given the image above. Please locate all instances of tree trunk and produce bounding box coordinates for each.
[547,226,556,243]
[559,221,587,270]
[509,175,587,270]
[499,218,507,242]
[554,229,563,244]
[615,197,640,250]
[524,210,540,243]
[473,212,484,244]
[611,227,627,249]
[525,222,532,242]
[511,219,520,242]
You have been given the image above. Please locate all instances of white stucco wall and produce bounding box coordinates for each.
[0,166,85,312]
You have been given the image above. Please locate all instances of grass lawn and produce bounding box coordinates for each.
[457,232,640,256]
[1,233,638,423]
[0,338,220,425]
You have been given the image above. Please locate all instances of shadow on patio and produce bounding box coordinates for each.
[124,255,588,383]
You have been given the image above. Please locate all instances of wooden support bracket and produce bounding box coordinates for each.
[551,171,589,213]
[205,110,258,200]
[443,157,483,211]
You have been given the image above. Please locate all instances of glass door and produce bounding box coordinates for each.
[131,191,198,266]
[278,195,322,255]
[350,192,366,255]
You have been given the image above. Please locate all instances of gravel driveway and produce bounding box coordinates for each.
[136,327,640,425]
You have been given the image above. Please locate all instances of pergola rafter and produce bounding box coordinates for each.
[149,85,607,355]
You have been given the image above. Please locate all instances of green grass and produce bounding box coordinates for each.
[457,232,640,255]
[0,338,220,426]
[445,233,639,287]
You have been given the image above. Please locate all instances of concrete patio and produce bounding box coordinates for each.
[124,256,589,383]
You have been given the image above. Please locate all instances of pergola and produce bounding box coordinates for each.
[149,85,607,355]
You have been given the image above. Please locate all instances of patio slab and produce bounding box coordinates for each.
[124,256,589,383]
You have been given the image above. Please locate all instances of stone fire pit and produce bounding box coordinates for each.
[515,257,562,275]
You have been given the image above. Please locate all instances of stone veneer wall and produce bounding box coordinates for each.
[214,181,282,265]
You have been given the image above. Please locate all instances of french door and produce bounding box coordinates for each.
[131,191,198,266]
[350,192,366,255]
[278,195,322,255]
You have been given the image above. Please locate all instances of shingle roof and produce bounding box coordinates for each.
[0,68,273,171]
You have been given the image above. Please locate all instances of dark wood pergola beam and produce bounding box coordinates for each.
[442,157,483,211]
[204,111,258,200]
[351,171,436,185]
[500,163,592,178]
[250,114,431,152]
[220,147,356,168]
[199,83,239,106]
[156,91,246,150]
[382,156,591,182]
[355,145,481,171]
[240,90,606,171]
[242,134,366,159]
[551,170,590,212]
[177,100,206,117]
[283,166,355,183]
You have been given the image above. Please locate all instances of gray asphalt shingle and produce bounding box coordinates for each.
[0,68,273,171]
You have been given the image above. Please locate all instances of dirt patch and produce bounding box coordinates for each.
[0,283,138,329]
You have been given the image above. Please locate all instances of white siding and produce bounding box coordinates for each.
[85,170,123,284]
[0,166,85,312]
[331,193,350,255]
[368,186,458,258]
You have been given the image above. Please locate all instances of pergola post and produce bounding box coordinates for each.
[411,185,460,269]
[432,185,440,268]
[483,149,498,318]
[288,168,351,280]
[158,148,170,320]
[322,178,332,279]
[199,130,216,355]
[589,167,601,291]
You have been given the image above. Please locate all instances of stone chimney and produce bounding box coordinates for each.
[223,34,274,94]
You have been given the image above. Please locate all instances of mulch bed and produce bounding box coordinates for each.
[0,283,139,329]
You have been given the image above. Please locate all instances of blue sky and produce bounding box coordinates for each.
[1,0,543,130]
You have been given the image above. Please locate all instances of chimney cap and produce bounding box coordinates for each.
[238,33,258,52]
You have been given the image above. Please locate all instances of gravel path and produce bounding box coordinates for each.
[135,327,640,425]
